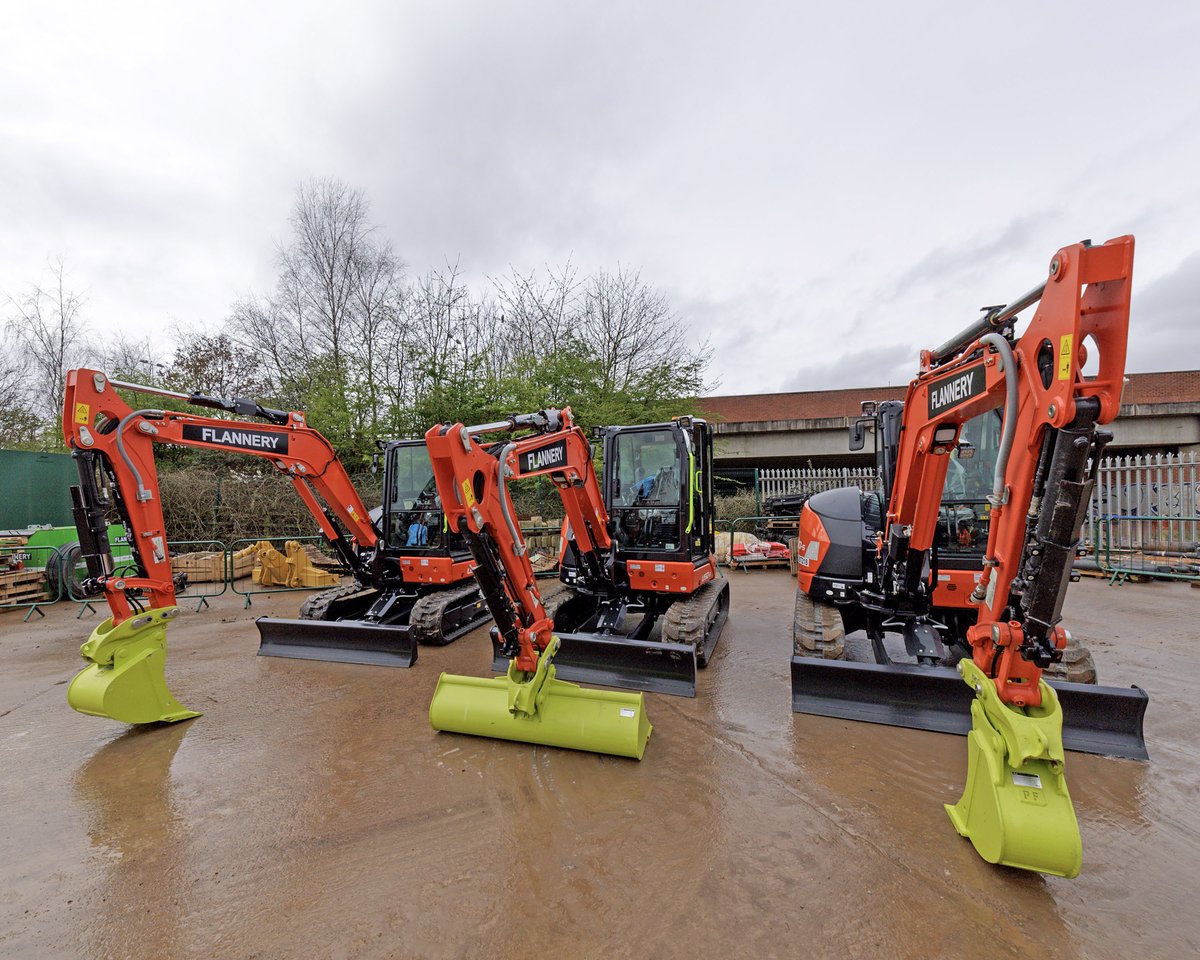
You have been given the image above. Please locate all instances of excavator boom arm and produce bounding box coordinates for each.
[62,369,377,625]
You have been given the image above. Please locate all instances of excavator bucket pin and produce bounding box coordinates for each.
[430,637,652,759]
[945,661,1082,878]
[67,607,200,725]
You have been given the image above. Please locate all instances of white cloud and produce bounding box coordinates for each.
[2,1,1198,385]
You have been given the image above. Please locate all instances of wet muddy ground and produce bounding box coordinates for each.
[1,572,1196,959]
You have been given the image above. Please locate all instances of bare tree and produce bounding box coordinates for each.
[490,261,581,366]
[6,257,90,420]
[349,242,404,435]
[226,179,406,437]
[99,333,164,384]
[167,329,266,399]
[279,178,376,386]
[0,345,40,443]
[579,266,707,394]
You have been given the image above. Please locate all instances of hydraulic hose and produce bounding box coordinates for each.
[968,333,1018,605]
[497,441,526,556]
[116,408,163,502]
[979,333,1019,502]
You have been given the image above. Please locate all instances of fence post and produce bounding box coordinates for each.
[754,467,761,517]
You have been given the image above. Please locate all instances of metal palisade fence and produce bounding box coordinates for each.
[1089,452,1199,581]
[757,467,880,501]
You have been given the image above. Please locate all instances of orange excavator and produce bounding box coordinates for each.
[790,236,1147,876]
[420,408,727,757]
[60,370,487,724]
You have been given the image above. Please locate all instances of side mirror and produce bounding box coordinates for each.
[370,452,381,475]
[849,420,867,452]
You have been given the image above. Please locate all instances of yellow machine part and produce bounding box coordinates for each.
[945,660,1082,878]
[428,637,652,760]
[67,606,200,725]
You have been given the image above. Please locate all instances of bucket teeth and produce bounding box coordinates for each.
[67,607,200,725]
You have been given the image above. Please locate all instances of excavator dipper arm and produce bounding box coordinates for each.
[424,408,609,672]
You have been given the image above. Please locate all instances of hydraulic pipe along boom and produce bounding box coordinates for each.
[929,280,1047,366]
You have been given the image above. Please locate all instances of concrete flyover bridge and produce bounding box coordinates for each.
[699,369,1200,471]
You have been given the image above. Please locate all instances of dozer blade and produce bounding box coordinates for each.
[490,630,698,698]
[433,638,652,759]
[68,606,200,725]
[255,617,418,667]
[790,657,1148,760]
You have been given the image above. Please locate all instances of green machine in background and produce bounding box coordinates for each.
[1,525,133,606]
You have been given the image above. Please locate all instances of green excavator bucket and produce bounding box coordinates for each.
[429,637,652,759]
[67,606,201,725]
[945,661,1082,878]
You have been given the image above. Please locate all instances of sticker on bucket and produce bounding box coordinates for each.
[1012,772,1042,789]
[619,708,636,718]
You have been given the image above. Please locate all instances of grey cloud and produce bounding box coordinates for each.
[780,343,917,393]
[885,209,1065,306]
[1127,251,1200,372]
[2,0,1200,394]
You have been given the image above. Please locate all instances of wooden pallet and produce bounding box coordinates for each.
[0,568,47,604]
[172,551,231,583]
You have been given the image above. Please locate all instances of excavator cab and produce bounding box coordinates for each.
[258,439,488,665]
[542,418,728,697]
[603,419,716,564]
[384,441,446,548]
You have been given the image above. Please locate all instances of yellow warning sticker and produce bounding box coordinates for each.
[74,402,90,425]
[461,478,476,509]
[1058,334,1073,380]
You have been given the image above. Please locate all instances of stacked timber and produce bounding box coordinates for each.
[299,542,344,571]
[171,550,227,583]
[171,544,257,583]
[0,567,47,605]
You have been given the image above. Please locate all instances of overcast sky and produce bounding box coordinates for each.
[2,1,1198,395]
